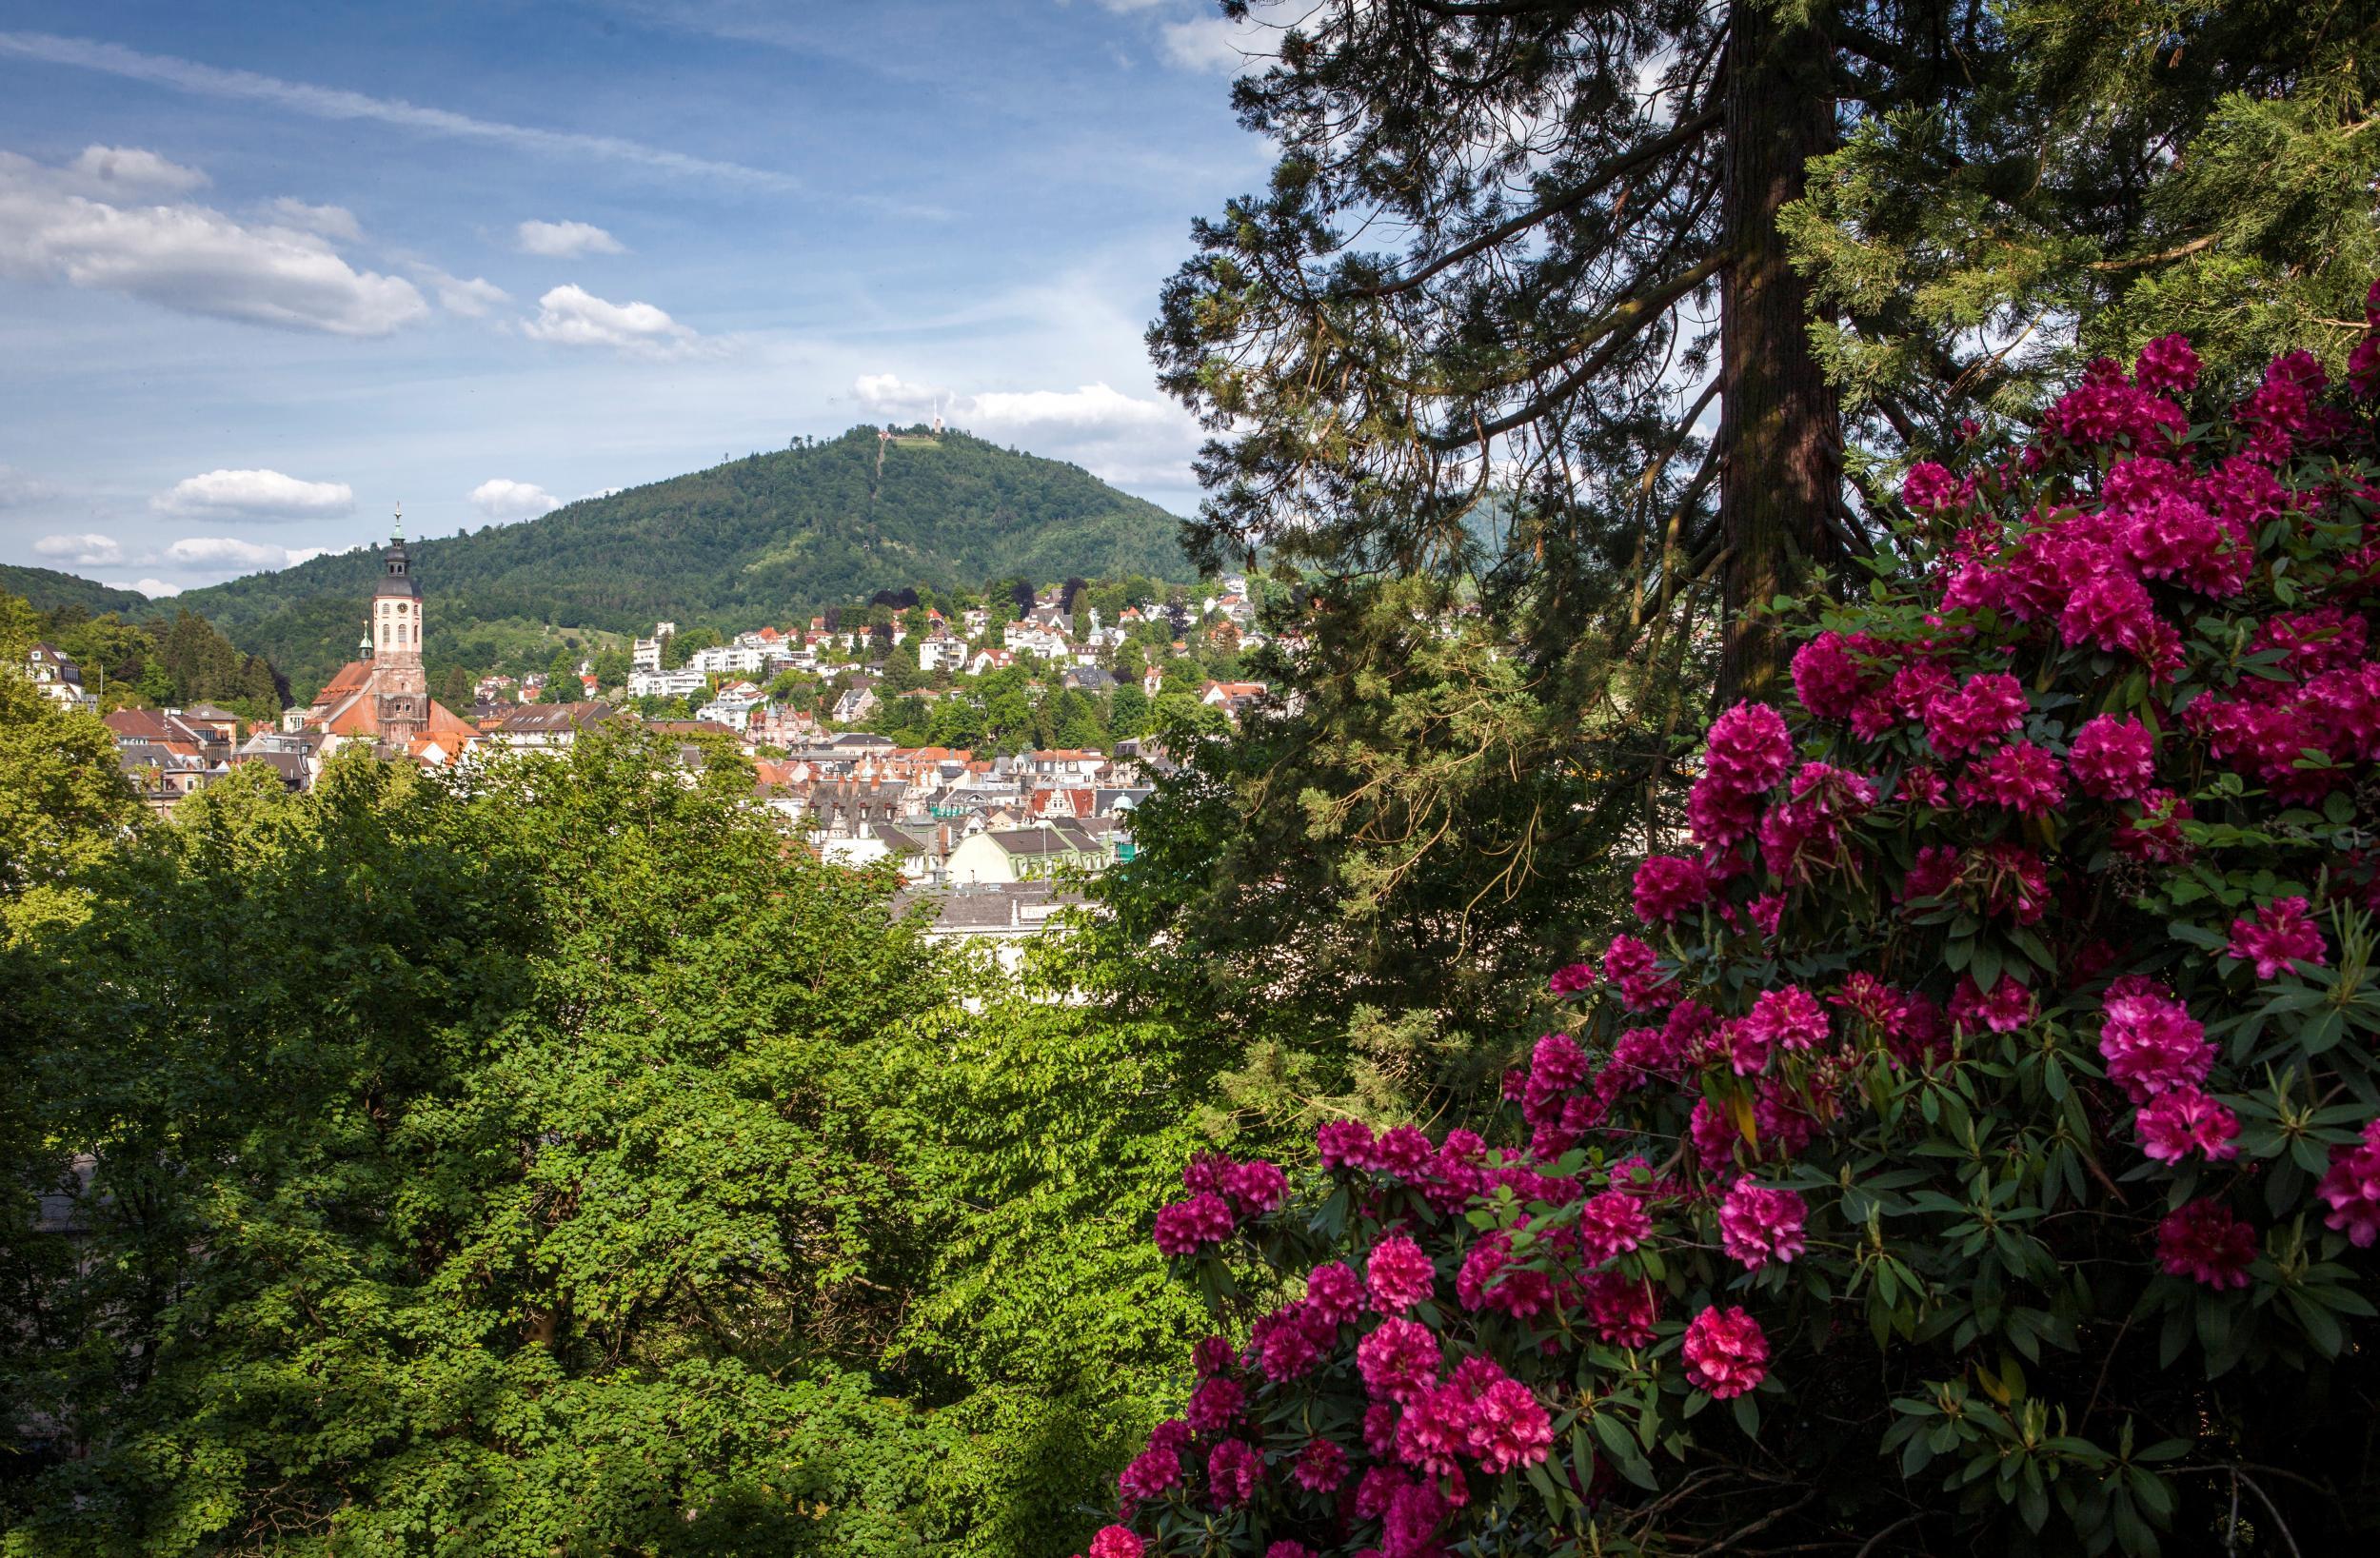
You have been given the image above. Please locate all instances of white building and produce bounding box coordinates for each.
[629,667,709,700]
[23,643,97,714]
[697,680,767,732]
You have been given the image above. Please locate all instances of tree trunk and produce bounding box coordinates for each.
[1716,2,1843,703]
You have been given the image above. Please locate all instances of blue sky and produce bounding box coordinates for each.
[0,1,1274,595]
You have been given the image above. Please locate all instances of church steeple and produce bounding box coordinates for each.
[367,504,427,744]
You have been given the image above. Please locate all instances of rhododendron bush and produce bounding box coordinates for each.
[1087,306,2380,1556]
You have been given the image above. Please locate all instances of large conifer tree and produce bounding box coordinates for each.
[1150,0,2377,695]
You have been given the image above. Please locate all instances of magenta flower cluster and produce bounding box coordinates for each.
[1105,312,2380,1558]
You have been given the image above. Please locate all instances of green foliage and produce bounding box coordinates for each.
[173,429,1196,691]
[0,725,1246,1555]
[1786,0,2380,470]
[3,588,288,718]
[0,566,149,619]
[1105,573,1691,1125]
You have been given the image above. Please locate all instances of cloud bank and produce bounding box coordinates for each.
[523,284,702,355]
[854,373,1200,489]
[515,219,625,258]
[0,147,428,336]
[153,467,356,521]
[469,478,565,521]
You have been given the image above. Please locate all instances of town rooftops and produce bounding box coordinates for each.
[496,700,619,733]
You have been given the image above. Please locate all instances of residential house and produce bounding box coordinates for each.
[23,642,97,714]
[492,701,621,750]
[628,667,708,700]
[1200,680,1269,722]
[944,819,1110,885]
[696,680,766,732]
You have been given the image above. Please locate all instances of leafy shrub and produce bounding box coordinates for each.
[1085,295,2380,1555]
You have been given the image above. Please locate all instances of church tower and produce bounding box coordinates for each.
[371,507,428,747]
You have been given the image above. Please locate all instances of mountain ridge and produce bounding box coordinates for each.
[162,425,1195,692]
[0,564,155,619]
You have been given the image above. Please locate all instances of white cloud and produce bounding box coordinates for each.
[522,283,701,355]
[66,144,208,196]
[103,577,182,597]
[32,532,124,565]
[515,219,625,258]
[0,463,57,507]
[264,196,362,242]
[470,477,564,522]
[407,262,509,317]
[0,31,800,191]
[853,373,1200,488]
[165,536,288,569]
[154,467,356,521]
[0,148,429,336]
[163,536,327,576]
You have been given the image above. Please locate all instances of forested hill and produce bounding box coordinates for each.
[0,564,152,618]
[174,425,1195,689]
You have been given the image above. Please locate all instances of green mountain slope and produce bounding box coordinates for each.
[0,564,154,618]
[176,426,1194,691]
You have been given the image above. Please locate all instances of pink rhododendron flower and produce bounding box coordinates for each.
[1250,1302,1322,1381]
[2099,985,2213,1103]
[1689,772,1762,847]
[1465,1371,1555,1473]
[1633,853,1714,923]
[1923,672,2029,757]
[1306,1260,1361,1326]
[2132,332,2200,394]
[1718,1180,1808,1270]
[1383,1480,1450,1558]
[1318,1119,1378,1172]
[2134,1088,2241,1164]
[1292,1435,1349,1492]
[1682,1305,1769,1398]
[1365,1234,1437,1314]
[1184,1374,1245,1432]
[2227,897,2328,979]
[1224,1157,1288,1216]
[2070,714,2156,800]
[1577,1188,1654,1264]
[1153,1191,1237,1256]
[1086,1525,1143,1558]
[1582,1270,1661,1346]
[1950,974,2036,1034]
[1356,1317,1441,1403]
[2155,1199,2257,1290]
[1206,1437,1263,1508]
[1548,960,1597,996]
[1747,984,1828,1054]
[1901,460,1967,514]
[1603,934,1673,1009]
[2317,1129,2380,1246]
[1394,1380,1470,1476]
[1265,1545,1315,1558]
[1455,1229,1556,1320]
[1702,701,1795,796]
[1119,1444,1181,1502]
[1963,740,2067,815]
[1791,630,1877,719]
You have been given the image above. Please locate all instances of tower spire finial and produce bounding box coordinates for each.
[392,502,404,542]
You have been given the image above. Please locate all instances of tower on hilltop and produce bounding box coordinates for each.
[371,506,428,746]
